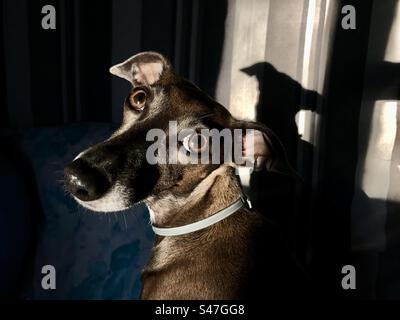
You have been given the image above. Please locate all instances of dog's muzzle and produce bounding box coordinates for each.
[64,158,111,201]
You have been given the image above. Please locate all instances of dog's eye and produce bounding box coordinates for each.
[129,89,147,111]
[182,133,208,153]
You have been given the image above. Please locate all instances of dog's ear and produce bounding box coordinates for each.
[232,119,298,178]
[109,51,172,86]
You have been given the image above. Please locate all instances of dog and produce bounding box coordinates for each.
[64,51,307,299]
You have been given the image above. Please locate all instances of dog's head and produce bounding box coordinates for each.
[64,52,293,213]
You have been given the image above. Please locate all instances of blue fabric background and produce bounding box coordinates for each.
[19,123,154,299]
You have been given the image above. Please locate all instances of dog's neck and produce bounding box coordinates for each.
[145,166,244,228]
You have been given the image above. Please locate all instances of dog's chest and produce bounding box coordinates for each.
[143,237,181,272]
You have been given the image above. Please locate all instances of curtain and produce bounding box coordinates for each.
[350,0,400,298]
[215,0,340,260]
[1,0,228,127]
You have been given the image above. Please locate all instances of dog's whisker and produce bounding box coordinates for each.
[122,212,128,231]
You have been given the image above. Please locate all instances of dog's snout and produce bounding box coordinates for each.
[64,159,111,201]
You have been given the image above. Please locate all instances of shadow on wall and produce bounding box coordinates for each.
[240,62,321,255]
[240,62,320,164]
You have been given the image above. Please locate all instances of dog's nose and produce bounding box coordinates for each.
[64,159,111,201]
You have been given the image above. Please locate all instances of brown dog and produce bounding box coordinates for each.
[64,52,307,299]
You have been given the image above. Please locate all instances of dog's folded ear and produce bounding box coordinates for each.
[109,51,172,86]
[232,119,298,178]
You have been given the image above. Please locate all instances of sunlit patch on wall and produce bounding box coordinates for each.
[361,100,397,200]
[384,0,400,63]
[295,109,317,145]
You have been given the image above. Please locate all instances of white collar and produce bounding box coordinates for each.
[151,196,251,237]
